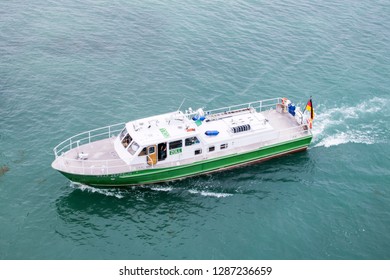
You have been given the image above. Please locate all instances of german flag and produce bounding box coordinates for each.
[306,97,314,120]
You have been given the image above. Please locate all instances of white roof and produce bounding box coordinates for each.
[196,109,274,145]
[125,111,197,146]
[125,108,274,147]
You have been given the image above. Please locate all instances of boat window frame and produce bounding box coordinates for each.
[169,139,183,150]
[148,146,155,154]
[195,149,202,155]
[122,134,133,148]
[220,143,228,149]
[138,147,147,156]
[185,136,200,146]
[208,146,215,152]
[128,141,140,155]
[119,127,128,141]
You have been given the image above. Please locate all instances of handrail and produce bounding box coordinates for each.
[205,97,280,114]
[184,97,281,119]
[53,122,125,158]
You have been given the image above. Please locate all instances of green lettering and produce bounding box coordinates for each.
[169,148,182,155]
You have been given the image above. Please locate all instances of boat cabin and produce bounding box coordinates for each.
[114,111,204,167]
[113,106,279,169]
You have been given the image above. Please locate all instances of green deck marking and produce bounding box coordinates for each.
[159,128,170,138]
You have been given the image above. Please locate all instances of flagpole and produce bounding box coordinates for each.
[303,96,312,115]
[310,97,314,120]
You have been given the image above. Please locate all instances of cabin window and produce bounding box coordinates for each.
[208,146,215,152]
[148,146,155,154]
[119,127,128,141]
[185,137,200,146]
[128,141,139,155]
[169,140,182,156]
[220,143,228,149]
[138,147,147,156]
[169,140,182,149]
[195,149,202,155]
[121,133,133,148]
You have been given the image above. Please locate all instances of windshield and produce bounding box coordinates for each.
[119,127,128,140]
[128,141,139,155]
[121,133,132,148]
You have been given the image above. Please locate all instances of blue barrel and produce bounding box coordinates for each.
[205,130,219,136]
[288,103,296,116]
[192,115,206,121]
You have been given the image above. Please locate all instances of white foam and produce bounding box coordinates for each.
[314,131,376,148]
[189,189,233,198]
[311,97,388,148]
[70,182,124,198]
[150,187,173,192]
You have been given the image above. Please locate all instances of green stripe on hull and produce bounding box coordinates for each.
[60,135,312,187]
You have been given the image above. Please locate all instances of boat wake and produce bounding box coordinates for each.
[69,181,234,198]
[150,186,174,192]
[188,189,233,198]
[70,182,125,199]
[151,183,234,198]
[312,97,389,148]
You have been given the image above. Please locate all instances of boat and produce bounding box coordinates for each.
[52,97,314,187]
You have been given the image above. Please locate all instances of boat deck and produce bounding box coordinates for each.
[264,108,306,139]
[52,137,131,175]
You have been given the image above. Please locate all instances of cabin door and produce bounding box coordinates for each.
[147,145,157,166]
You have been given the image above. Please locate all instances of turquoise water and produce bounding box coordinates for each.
[1,0,389,259]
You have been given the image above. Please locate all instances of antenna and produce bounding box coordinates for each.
[177,98,186,112]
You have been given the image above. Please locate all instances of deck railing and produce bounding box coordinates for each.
[209,97,281,114]
[55,156,132,175]
[276,123,312,141]
[53,122,125,158]
[186,97,281,120]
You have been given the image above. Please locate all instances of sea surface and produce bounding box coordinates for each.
[1,0,389,260]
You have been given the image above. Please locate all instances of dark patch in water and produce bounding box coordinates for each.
[12,150,26,164]
[0,165,10,176]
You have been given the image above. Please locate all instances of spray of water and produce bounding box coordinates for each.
[188,189,233,198]
[312,97,389,148]
[70,182,125,198]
